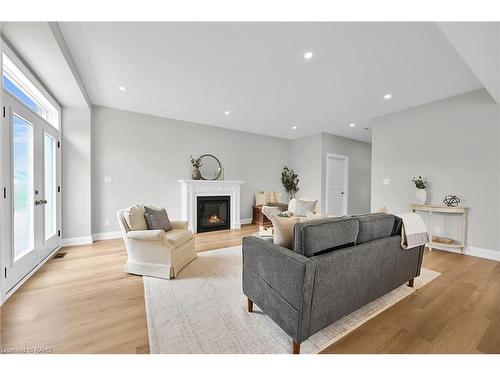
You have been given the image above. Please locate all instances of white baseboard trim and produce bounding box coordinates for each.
[240,218,253,225]
[431,244,500,262]
[92,231,122,241]
[1,245,61,306]
[60,235,93,247]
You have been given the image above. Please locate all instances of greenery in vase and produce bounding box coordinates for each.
[281,166,299,198]
[412,176,427,189]
[190,155,202,169]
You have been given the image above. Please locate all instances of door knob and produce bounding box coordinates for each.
[341,192,345,195]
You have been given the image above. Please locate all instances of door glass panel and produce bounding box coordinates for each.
[44,133,57,240]
[13,114,34,259]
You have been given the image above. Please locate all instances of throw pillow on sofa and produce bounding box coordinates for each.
[262,206,306,249]
[124,204,148,231]
[144,206,173,232]
[292,199,318,217]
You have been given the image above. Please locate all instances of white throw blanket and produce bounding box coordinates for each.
[396,213,430,249]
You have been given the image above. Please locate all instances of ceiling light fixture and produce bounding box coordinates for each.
[350,123,356,128]
[224,110,230,115]
[292,126,297,130]
[384,93,392,100]
[304,51,313,60]
[118,86,126,92]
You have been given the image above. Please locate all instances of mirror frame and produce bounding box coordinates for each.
[199,154,222,180]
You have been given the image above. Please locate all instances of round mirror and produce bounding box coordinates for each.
[199,154,222,180]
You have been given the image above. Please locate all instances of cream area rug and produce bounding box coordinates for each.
[143,246,440,354]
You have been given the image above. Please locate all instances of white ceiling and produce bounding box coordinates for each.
[438,22,500,103]
[59,22,483,142]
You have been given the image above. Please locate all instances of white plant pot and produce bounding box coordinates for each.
[416,189,427,205]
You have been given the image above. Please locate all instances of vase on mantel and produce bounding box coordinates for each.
[192,167,201,180]
[416,189,427,205]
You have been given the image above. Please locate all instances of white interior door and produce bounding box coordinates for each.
[2,93,60,292]
[326,154,348,216]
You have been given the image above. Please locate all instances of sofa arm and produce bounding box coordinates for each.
[170,221,189,230]
[127,230,165,241]
[242,236,316,342]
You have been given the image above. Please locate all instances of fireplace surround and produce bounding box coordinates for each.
[178,180,243,233]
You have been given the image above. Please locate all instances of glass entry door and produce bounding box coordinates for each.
[2,93,60,292]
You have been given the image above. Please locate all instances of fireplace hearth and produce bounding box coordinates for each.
[197,196,231,233]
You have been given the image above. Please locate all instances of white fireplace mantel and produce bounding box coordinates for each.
[178,180,243,233]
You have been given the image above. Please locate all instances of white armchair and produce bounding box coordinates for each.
[117,208,198,279]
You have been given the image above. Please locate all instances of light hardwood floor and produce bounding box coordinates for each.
[1,224,499,354]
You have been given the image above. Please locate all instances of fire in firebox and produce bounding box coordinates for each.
[208,215,223,224]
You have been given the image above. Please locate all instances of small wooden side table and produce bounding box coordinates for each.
[411,204,467,252]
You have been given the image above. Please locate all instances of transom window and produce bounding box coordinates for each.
[2,52,59,129]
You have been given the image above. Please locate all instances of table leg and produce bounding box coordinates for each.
[428,210,433,251]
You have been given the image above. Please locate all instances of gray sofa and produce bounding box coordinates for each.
[242,213,424,354]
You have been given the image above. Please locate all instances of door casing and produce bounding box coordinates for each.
[325,153,349,216]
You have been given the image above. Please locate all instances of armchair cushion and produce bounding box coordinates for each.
[144,206,173,232]
[165,229,194,248]
[170,221,188,230]
[124,204,148,231]
[127,229,165,241]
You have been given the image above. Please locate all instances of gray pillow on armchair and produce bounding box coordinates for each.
[144,206,173,232]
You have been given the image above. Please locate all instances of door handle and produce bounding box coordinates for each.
[35,200,48,205]
[341,192,345,195]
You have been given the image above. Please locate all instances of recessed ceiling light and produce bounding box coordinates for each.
[350,123,356,128]
[304,51,313,60]
[292,126,297,130]
[384,93,392,100]
[118,86,126,92]
[224,110,230,115]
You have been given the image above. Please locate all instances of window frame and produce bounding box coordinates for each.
[1,42,61,130]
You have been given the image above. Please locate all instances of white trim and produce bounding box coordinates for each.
[1,42,61,125]
[324,153,349,216]
[1,245,59,306]
[240,218,252,225]
[431,244,500,262]
[92,231,122,241]
[60,236,93,247]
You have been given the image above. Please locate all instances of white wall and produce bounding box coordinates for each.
[62,107,92,240]
[290,134,323,202]
[290,133,372,213]
[91,106,290,234]
[321,133,372,214]
[371,89,500,252]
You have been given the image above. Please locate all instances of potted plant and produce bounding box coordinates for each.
[412,176,427,205]
[190,156,202,180]
[281,166,299,199]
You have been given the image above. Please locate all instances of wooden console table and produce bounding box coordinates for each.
[410,204,467,251]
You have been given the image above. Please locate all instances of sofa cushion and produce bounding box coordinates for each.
[165,229,194,248]
[354,213,396,244]
[124,204,148,231]
[144,206,173,232]
[293,217,359,257]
